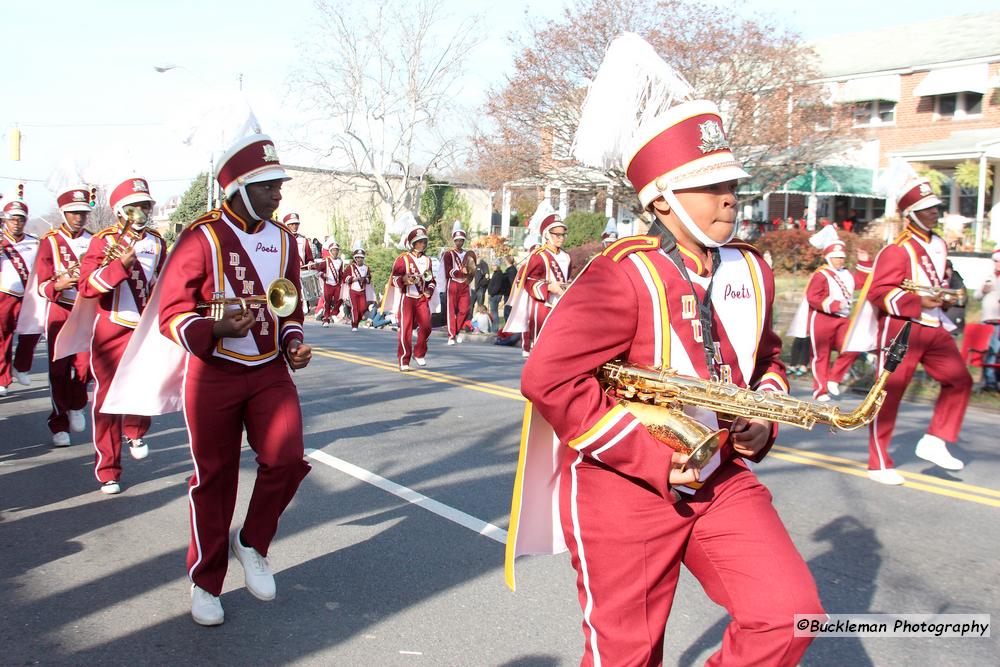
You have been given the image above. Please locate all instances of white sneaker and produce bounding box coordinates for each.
[127,437,149,460]
[816,394,831,403]
[230,532,276,601]
[867,468,905,485]
[13,370,31,387]
[399,364,410,372]
[100,480,121,495]
[68,409,86,433]
[0,385,6,397]
[52,431,70,447]
[521,350,530,359]
[915,434,964,471]
[191,584,224,626]
[414,357,426,367]
[447,338,456,346]
[827,381,840,397]
[322,321,330,328]
[352,327,358,332]
[457,334,465,343]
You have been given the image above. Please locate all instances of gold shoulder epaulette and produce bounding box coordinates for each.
[95,226,118,238]
[601,235,660,262]
[188,209,222,229]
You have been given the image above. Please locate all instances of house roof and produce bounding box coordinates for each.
[811,12,1000,78]
[890,129,1000,160]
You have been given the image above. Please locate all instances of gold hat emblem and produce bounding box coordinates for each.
[262,144,280,163]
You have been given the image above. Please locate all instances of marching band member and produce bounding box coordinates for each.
[802,226,871,401]
[385,216,439,370]
[341,241,375,331]
[506,35,822,666]
[34,186,94,446]
[502,203,572,358]
[282,213,315,269]
[845,165,971,485]
[441,221,476,345]
[0,199,41,396]
[320,238,344,327]
[74,178,166,494]
[154,134,312,625]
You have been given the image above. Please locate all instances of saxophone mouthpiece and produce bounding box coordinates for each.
[883,322,911,373]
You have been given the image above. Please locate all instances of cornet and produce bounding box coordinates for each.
[901,280,966,307]
[102,207,147,266]
[52,262,81,283]
[196,278,299,320]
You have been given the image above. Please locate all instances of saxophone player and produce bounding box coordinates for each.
[849,173,971,484]
[75,178,166,494]
[506,35,822,666]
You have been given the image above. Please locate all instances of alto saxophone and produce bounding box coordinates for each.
[597,323,912,471]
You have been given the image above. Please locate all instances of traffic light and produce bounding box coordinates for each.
[89,186,98,208]
[16,182,24,199]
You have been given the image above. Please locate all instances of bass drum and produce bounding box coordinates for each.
[300,270,322,310]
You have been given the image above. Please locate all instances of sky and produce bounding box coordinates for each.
[1,0,991,218]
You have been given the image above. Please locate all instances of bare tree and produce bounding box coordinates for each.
[472,0,850,214]
[294,0,482,244]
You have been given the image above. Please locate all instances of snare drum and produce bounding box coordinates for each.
[300,269,322,309]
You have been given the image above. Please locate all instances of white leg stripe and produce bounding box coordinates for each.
[571,452,601,665]
[872,323,891,470]
[181,356,204,581]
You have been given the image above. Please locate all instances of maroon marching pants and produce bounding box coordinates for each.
[868,319,972,470]
[46,303,91,434]
[397,295,431,366]
[349,289,367,329]
[90,315,151,484]
[523,301,551,353]
[446,280,470,340]
[322,283,342,324]
[808,310,859,399]
[560,457,823,666]
[183,357,311,596]
[0,294,40,387]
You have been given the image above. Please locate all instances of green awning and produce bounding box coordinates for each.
[739,166,880,198]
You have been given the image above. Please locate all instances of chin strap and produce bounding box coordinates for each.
[238,185,263,221]
[659,183,737,249]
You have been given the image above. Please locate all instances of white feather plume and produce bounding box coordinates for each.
[876,158,919,197]
[573,33,694,170]
[603,218,618,236]
[522,232,542,251]
[452,220,464,235]
[808,225,840,250]
[525,201,556,235]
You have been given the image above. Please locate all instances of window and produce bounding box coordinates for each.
[851,100,896,127]
[935,92,983,119]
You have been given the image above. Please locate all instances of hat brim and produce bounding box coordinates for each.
[225,167,291,197]
[60,203,92,213]
[115,193,156,210]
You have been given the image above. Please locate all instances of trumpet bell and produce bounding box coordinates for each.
[267,278,299,318]
[623,400,727,471]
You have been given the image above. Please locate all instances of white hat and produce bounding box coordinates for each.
[352,239,366,257]
[216,134,291,200]
[573,34,749,248]
[57,184,93,213]
[452,220,467,241]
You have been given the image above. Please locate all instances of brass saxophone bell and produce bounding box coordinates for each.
[266,277,299,318]
[623,400,728,471]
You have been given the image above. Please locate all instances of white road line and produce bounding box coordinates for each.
[305,449,508,544]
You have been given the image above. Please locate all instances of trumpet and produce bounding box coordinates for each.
[597,323,912,471]
[51,262,81,283]
[102,208,147,266]
[901,280,966,307]
[404,268,435,287]
[196,278,299,320]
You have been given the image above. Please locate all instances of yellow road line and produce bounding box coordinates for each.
[312,348,524,401]
[312,347,1000,508]
[770,452,1000,509]
[772,445,1000,499]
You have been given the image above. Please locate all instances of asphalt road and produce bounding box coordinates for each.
[1,321,997,666]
